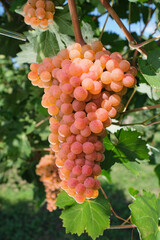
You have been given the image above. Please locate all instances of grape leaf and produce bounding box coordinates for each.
[56,191,75,208]
[103,129,149,174]
[137,83,160,100]
[129,191,160,240]
[17,42,37,64]
[36,30,60,62]
[17,30,60,63]
[54,4,74,36]
[57,191,110,240]
[139,50,160,95]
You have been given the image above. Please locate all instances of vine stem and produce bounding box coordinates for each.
[32,148,51,152]
[121,104,160,114]
[99,0,147,58]
[99,0,114,41]
[119,86,137,123]
[35,117,50,128]
[100,186,131,224]
[67,0,85,45]
[107,224,136,230]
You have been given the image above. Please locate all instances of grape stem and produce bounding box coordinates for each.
[119,86,137,123]
[129,36,160,50]
[32,148,51,152]
[100,186,131,224]
[99,0,147,58]
[99,0,114,41]
[121,104,160,114]
[114,112,160,127]
[35,117,50,128]
[67,0,85,45]
[107,224,136,229]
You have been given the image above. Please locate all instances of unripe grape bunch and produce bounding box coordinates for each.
[36,153,61,211]
[22,0,55,30]
[28,40,137,204]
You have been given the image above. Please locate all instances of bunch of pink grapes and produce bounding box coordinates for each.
[22,0,55,30]
[36,153,61,211]
[28,41,137,203]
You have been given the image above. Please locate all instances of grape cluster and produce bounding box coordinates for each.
[22,0,55,30]
[29,41,137,203]
[36,153,61,211]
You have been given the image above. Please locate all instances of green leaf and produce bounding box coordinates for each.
[103,129,149,174]
[81,21,95,43]
[137,83,160,100]
[17,42,37,64]
[129,191,160,240]
[17,29,60,64]
[54,5,74,36]
[59,191,110,240]
[56,191,75,208]
[36,30,60,62]
[139,50,160,95]
[49,22,73,50]
[128,187,139,197]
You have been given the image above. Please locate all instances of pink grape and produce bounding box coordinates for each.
[77,174,86,183]
[76,134,87,144]
[70,124,80,135]
[75,158,85,166]
[71,142,83,154]
[96,108,109,122]
[101,71,112,84]
[93,164,101,175]
[67,152,76,161]
[61,103,73,115]
[72,165,82,176]
[85,160,95,167]
[80,126,91,137]
[82,165,93,176]
[64,160,75,170]
[101,99,112,111]
[89,120,103,134]
[74,118,87,130]
[108,107,117,118]
[70,76,81,87]
[72,100,86,111]
[82,78,94,90]
[68,178,79,188]
[61,83,73,94]
[122,74,135,87]
[58,124,71,137]
[110,81,123,92]
[111,68,124,82]
[85,152,97,161]
[106,59,119,72]
[74,111,86,119]
[85,102,97,113]
[109,94,121,106]
[84,177,95,188]
[94,179,101,189]
[73,86,88,101]
[119,60,130,72]
[83,142,95,154]
[94,141,103,151]
[75,183,86,194]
